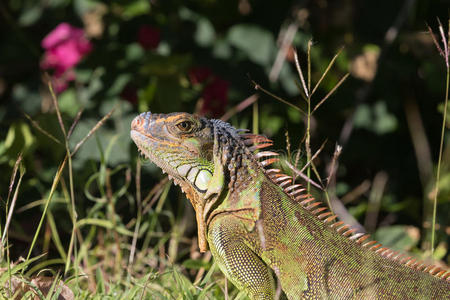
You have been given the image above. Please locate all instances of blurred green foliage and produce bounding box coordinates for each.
[0,0,450,297]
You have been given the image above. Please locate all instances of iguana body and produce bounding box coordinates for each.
[131,111,450,299]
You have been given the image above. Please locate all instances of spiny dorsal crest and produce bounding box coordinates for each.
[235,129,450,282]
[209,119,263,190]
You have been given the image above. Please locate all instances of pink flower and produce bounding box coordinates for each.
[188,67,212,85]
[201,76,229,118]
[138,25,160,50]
[41,23,92,92]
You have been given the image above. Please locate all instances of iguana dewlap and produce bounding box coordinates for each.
[131,111,450,299]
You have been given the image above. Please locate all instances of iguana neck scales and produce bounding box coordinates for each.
[131,111,450,299]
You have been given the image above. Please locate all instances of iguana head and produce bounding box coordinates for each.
[131,112,246,251]
[131,112,215,194]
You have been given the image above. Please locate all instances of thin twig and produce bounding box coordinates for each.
[2,159,25,244]
[252,99,259,134]
[437,18,449,68]
[7,153,23,205]
[25,155,68,264]
[427,23,445,59]
[311,47,344,97]
[293,80,309,102]
[307,39,312,93]
[285,161,323,190]
[129,159,142,266]
[252,80,306,115]
[46,76,67,138]
[302,42,313,193]
[285,130,291,160]
[138,273,152,300]
[71,107,115,156]
[431,32,449,255]
[293,50,309,98]
[298,139,327,174]
[24,113,62,145]
[142,178,170,214]
[326,143,342,188]
[67,108,85,139]
[292,135,306,182]
[312,73,349,114]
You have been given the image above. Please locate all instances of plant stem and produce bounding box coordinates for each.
[431,65,449,255]
[306,41,313,193]
[25,156,68,266]
[306,97,311,193]
[253,100,259,135]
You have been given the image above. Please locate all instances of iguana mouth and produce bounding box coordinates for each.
[131,114,215,196]
[130,127,185,189]
[130,130,173,170]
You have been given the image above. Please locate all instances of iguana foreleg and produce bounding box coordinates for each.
[208,214,276,299]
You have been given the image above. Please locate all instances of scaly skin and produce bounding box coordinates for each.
[131,111,450,299]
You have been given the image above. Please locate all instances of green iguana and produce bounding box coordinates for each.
[130,111,450,299]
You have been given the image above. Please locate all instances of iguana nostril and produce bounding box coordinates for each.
[131,116,143,130]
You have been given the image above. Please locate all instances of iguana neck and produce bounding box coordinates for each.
[207,156,263,223]
[190,127,263,251]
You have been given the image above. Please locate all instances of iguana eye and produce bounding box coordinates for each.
[176,120,193,132]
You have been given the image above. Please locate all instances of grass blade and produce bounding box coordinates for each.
[24,113,62,145]
[25,156,67,264]
[311,47,344,97]
[312,73,349,114]
[293,50,309,97]
[71,106,115,156]
[2,161,25,245]
[251,80,306,115]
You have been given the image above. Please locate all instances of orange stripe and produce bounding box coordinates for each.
[152,115,183,124]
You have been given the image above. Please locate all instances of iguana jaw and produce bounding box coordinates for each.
[130,130,184,186]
